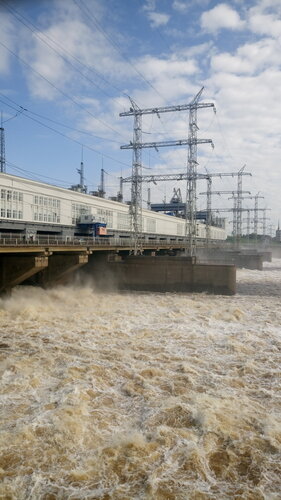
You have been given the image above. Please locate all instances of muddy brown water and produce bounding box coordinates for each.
[0,260,280,499]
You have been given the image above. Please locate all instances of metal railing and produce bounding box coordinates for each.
[0,234,189,248]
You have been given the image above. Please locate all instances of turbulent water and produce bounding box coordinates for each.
[0,260,281,500]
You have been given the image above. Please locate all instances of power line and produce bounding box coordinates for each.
[0,39,125,138]
[2,1,128,104]
[0,97,132,169]
[6,160,71,186]
[0,93,121,144]
[72,0,165,102]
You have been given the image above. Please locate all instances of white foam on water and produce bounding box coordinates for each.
[0,260,281,499]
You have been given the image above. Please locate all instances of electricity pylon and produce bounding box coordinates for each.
[120,88,215,255]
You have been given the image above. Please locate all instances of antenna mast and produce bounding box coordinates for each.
[0,112,6,173]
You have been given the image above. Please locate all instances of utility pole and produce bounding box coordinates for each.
[186,88,215,257]
[267,223,274,239]
[147,187,151,209]
[254,193,264,238]
[237,165,248,242]
[0,112,5,173]
[262,209,268,237]
[78,161,84,189]
[120,88,214,255]
[72,148,87,193]
[238,193,264,241]
[200,190,250,246]
[245,209,251,241]
[205,175,212,246]
[117,176,123,202]
[121,169,251,248]
[98,167,106,198]
[121,98,143,254]
[199,168,251,245]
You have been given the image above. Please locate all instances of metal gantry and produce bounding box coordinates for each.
[235,193,265,238]
[254,193,264,236]
[121,98,143,254]
[201,189,250,243]
[121,169,252,248]
[199,169,251,245]
[120,88,215,255]
[237,165,248,241]
[186,88,215,256]
[262,209,270,237]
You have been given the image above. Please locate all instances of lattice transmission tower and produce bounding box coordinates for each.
[120,88,215,255]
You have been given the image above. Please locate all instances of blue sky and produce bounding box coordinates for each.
[0,0,280,234]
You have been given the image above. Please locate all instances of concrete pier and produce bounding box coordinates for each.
[271,245,281,259]
[85,254,236,295]
[0,254,48,294]
[35,253,89,287]
[196,248,265,270]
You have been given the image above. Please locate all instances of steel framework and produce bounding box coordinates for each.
[120,88,215,254]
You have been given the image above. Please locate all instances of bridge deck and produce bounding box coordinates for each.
[0,236,189,254]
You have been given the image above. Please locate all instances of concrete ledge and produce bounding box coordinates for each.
[90,255,236,295]
[37,253,89,287]
[197,249,264,270]
[271,246,281,259]
[0,254,48,294]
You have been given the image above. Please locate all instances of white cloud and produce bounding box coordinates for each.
[3,0,281,228]
[249,13,281,37]
[172,1,189,13]
[0,11,16,75]
[142,0,157,12]
[17,9,134,100]
[172,0,211,13]
[211,53,253,74]
[138,55,198,80]
[147,11,170,28]
[211,38,281,75]
[200,3,245,33]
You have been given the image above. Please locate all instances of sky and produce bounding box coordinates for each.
[0,0,280,235]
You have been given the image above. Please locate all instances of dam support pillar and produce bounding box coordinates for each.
[36,253,89,287]
[0,254,48,295]
[86,255,236,295]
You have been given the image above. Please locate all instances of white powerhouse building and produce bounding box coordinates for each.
[0,173,226,241]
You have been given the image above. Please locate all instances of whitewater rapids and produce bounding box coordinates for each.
[0,260,280,499]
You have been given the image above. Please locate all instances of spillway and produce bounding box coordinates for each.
[0,261,280,499]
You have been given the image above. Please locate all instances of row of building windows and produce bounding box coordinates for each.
[1,209,23,219]
[97,208,113,228]
[34,195,60,208]
[32,196,61,224]
[33,212,60,223]
[1,189,23,201]
[71,203,92,225]
[117,213,130,230]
